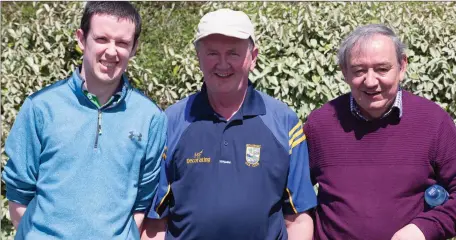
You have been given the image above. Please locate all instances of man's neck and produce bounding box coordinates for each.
[80,69,122,106]
[83,81,120,106]
[207,86,248,121]
[358,98,396,121]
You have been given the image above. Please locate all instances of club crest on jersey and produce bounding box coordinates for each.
[245,144,261,167]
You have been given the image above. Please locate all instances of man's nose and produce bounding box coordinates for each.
[105,42,117,57]
[217,55,229,68]
[364,69,379,88]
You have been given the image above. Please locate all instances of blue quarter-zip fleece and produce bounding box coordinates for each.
[2,69,167,240]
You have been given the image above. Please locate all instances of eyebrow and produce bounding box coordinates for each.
[92,35,133,44]
[205,46,238,52]
[350,62,392,68]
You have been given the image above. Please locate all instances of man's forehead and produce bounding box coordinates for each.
[89,14,135,37]
[349,35,396,62]
[92,13,135,23]
[199,35,250,50]
[90,14,136,30]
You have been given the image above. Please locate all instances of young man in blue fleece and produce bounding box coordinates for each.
[2,2,166,239]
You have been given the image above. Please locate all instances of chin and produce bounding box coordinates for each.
[98,73,122,83]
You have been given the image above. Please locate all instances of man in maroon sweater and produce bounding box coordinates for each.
[305,24,456,240]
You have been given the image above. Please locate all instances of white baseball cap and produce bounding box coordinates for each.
[194,9,256,45]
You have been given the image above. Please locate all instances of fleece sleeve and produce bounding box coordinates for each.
[2,98,42,206]
[134,111,167,212]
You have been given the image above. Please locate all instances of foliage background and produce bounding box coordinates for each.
[1,2,455,238]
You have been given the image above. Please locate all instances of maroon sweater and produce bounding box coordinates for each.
[305,91,456,240]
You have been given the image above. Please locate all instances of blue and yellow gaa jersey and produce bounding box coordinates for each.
[148,83,317,240]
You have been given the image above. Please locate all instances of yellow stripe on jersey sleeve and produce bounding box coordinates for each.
[155,184,171,216]
[291,135,306,149]
[285,188,298,214]
[289,128,304,146]
[162,146,168,160]
[288,120,302,137]
[288,121,307,154]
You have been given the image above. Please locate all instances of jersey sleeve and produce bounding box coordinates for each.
[282,117,317,215]
[147,145,173,219]
[147,98,193,219]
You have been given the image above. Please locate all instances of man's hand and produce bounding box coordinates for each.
[141,217,167,240]
[285,211,313,240]
[8,201,27,229]
[391,224,425,240]
[134,212,145,231]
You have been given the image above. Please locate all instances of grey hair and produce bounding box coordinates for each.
[337,24,406,70]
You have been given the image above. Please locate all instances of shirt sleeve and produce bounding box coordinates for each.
[2,98,41,206]
[411,113,456,240]
[282,117,317,215]
[134,111,167,212]
[147,146,173,219]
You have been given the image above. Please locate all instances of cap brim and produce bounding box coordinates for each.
[194,30,250,44]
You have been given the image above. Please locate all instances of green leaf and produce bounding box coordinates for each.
[7,29,17,39]
[310,39,317,48]
[267,76,279,86]
[44,4,50,12]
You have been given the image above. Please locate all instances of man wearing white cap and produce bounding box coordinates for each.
[142,9,317,240]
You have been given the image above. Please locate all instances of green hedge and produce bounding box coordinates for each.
[1,2,455,238]
[156,2,456,120]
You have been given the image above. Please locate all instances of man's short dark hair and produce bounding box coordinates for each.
[80,1,141,48]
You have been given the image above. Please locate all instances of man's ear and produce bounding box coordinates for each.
[130,40,140,58]
[76,29,86,52]
[249,46,259,71]
[399,54,408,82]
[195,49,203,72]
[340,64,348,82]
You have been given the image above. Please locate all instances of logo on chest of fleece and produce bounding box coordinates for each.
[129,131,142,141]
